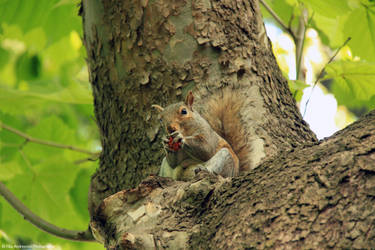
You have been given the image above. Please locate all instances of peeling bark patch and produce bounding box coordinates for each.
[92,174,228,249]
[164,3,197,63]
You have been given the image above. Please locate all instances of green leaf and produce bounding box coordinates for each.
[262,0,296,26]
[0,87,47,115]
[0,0,57,33]
[326,60,375,109]
[311,13,348,48]
[299,0,351,48]
[289,80,309,102]
[299,0,351,17]
[289,79,309,90]
[1,158,81,239]
[43,2,82,44]
[343,5,375,62]
[0,116,25,162]
[24,28,47,52]
[44,35,80,68]
[0,47,10,70]
[0,82,92,115]
[22,116,77,160]
[0,0,81,44]
[309,2,375,61]
[0,161,23,181]
[0,228,13,245]
[70,168,93,221]
[14,52,41,81]
[0,1,99,249]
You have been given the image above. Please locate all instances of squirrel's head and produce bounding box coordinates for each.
[152,91,195,134]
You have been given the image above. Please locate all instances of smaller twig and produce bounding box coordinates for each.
[295,8,308,81]
[74,154,100,165]
[0,181,95,241]
[288,12,295,30]
[302,37,351,117]
[0,122,99,156]
[259,0,296,40]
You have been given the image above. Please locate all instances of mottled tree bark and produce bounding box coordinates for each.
[93,110,375,249]
[80,0,374,249]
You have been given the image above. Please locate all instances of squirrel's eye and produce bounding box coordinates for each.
[181,108,187,115]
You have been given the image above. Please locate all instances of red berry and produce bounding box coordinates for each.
[167,136,182,152]
[168,137,174,148]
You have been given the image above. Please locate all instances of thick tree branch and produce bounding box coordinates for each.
[0,181,95,242]
[0,121,99,157]
[92,110,375,249]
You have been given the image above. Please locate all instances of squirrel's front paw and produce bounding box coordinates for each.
[193,165,217,179]
[194,165,206,175]
[163,131,184,152]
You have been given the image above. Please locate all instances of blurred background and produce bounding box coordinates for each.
[0,0,374,249]
[262,0,375,139]
[0,0,101,249]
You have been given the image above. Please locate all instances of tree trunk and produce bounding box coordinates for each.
[80,0,375,248]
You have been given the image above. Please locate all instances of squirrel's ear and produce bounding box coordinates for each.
[151,104,164,112]
[185,91,194,109]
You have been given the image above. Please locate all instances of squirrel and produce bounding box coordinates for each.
[152,89,249,181]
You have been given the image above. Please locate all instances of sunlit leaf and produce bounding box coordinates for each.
[1,158,81,240]
[299,0,350,17]
[289,79,309,101]
[0,0,80,44]
[44,35,80,69]
[14,52,41,81]
[24,28,47,52]
[43,2,82,44]
[0,116,26,162]
[0,83,92,115]
[343,5,375,62]
[0,1,99,249]
[70,168,93,221]
[0,0,57,33]
[311,13,348,48]
[262,0,295,26]
[0,47,10,70]
[326,60,375,109]
[0,161,22,181]
[22,116,77,160]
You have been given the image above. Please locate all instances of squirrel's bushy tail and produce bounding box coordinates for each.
[202,89,250,172]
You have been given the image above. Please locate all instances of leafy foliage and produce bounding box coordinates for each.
[326,61,375,110]
[0,0,102,249]
[263,0,375,114]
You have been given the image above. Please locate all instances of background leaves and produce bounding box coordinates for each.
[0,0,101,249]
[326,61,375,110]
[263,0,375,115]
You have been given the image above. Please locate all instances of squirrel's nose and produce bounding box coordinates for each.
[167,125,176,134]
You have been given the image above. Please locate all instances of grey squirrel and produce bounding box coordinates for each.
[153,90,249,181]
